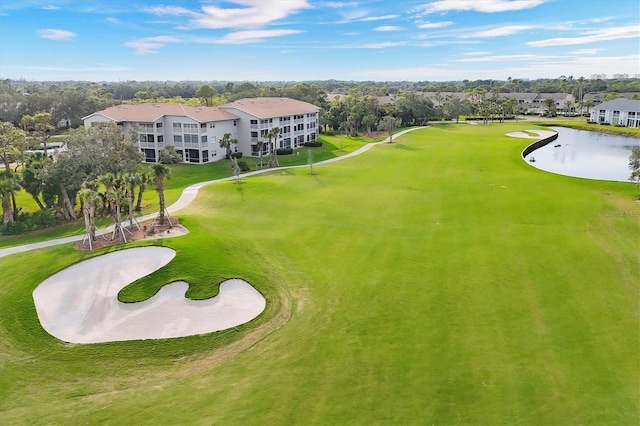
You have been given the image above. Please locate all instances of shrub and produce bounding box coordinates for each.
[277,148,293,155]
[230,152,243,159]
[0,220,29,235]
[600,122,611,126]
[237,160,250,172]
[30,209,57,229]
[303,141,323,147]
[587,120,597,124]
[159,146,182,164]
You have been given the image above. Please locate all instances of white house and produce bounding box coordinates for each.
[82,97,320,164]
[590,98,640,127]
[220,97,320,157]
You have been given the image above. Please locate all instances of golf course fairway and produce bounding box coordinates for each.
[0,123,638,425]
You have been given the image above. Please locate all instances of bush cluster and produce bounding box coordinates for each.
[276,148,294,155]
[237,160,250,172]
[0,209,58,235]
[303,141,323,147]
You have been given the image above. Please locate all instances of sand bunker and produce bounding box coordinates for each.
[505,129,557,139]
[32,247,266,344]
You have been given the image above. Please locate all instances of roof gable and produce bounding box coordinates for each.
[83,103,239,123]
[593,98,640,111]
[220,97,320,118]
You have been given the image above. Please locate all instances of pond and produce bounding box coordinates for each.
[524,127,640,182]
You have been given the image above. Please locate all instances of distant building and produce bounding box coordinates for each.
[590,98,640,127]
[82,97,320,164]
[612,73,629,79]
[590,74,607,80]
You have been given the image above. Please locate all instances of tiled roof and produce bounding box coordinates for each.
[593,98,640,111]
[84,103,239,123]
[220,97,320,118]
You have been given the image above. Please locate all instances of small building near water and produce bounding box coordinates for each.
[590,98,640,127]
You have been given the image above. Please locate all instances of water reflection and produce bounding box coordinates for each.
[524,127,639,182]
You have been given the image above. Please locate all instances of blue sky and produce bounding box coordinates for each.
[1,0,638,82]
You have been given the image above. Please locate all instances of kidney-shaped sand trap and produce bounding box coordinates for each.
[32,247,266,344]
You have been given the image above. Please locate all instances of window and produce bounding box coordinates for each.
[174,135,183,143]
[201,136,207,143]
[158,135,164,143]
[156,122,163,128]
[173,123,182,129]
[200,123,207,129]
[250,119,258,124]
[251,131,258,138]
[184,134,198,143]
[233,120,237,126]
[209,122,216,128]
[184,123,198,131]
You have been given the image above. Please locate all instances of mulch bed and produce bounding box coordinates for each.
[74,217,180,251]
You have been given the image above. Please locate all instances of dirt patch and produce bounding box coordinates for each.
[74,217,188,251]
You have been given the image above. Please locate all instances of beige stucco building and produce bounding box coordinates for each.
[82,97,320,164]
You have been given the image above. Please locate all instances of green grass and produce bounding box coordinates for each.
[0,122,638,424]
[1,134,379,248]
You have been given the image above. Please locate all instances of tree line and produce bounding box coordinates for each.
[0,121,171,240]
[2,77,638,131]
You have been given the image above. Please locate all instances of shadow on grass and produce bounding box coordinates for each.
[393,143,422,151]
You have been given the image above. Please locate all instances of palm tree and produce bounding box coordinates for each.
[542,98,556,116]
[266,126,281,168]
[124,172,142,227]
[151,163,171,226]
[219,133,237,160]
[256,138,265,168]
[99,173,126,241]
[79,181,101,248]
[0,170,20,224]
[135,171,150,212]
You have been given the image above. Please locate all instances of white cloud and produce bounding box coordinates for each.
[527,25,640,47]
[375,26,402,32]
[124,36,183,55]
[418,0,549,14]
[106,17,120,24]
[571,48,602,55]
[454,54,541,62]
[142,6,199,17]
[192,0,311,29]
[360,41,407,49]
[417,21,453,29]
[358,14,399,22]
[211,29,304,44]
[42,5,59,10]
[463,25,533,38]
[337,13,400,24]
[39,29,76,41]
[318,1,359,8]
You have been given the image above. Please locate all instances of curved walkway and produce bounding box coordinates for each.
[0,127,426,258]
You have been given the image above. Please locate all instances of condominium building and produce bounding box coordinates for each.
[219,97,320,157]
[590,98,640,127]
[82,97,320,164]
